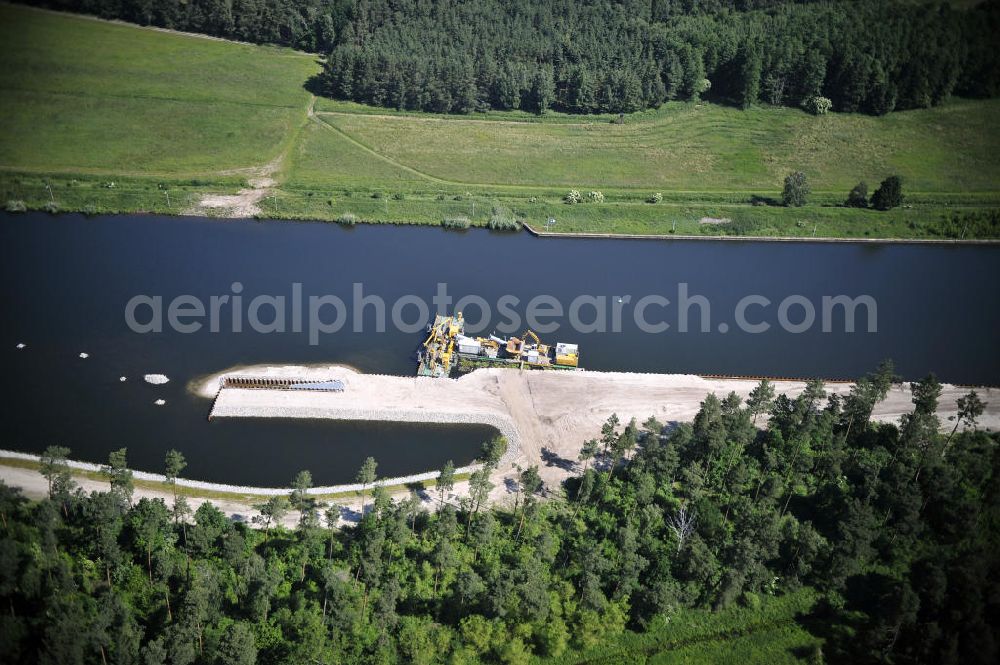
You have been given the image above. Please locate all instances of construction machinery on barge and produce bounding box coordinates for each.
[417,312,580,377]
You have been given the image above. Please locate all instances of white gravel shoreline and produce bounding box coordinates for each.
[3,365,996,525]
[0,448,481,496]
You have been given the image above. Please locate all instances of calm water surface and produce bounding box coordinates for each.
[2,213,998,484]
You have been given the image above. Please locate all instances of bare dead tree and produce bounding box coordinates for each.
[667,504,697,554]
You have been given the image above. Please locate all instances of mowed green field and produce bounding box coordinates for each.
[315,100,1000,193]
[289,119,429,189]
[0,3,319,176]
[1,2,998,239]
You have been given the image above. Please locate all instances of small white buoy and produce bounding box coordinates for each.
[79,352,89,359]
[119,376,127,382]
[144,374,169,385]
[16,343,26,349]
[154,399,166,406]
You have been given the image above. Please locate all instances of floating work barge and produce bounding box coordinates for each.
[416,312,580,377]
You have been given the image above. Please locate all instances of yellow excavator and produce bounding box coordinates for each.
[475,337,501,358]
[440,336,455,370]
[507,330,552,366]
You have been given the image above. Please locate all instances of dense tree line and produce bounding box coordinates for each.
[19,1,1000,116]
[19,0,355,53]
[320,0,1000,115]
[0,363,996,663]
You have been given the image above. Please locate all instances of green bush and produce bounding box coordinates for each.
[782,171,810,207]
[487,204,521,231]
[648,192,663,204]
[441,216,471,229]
[336,212,358,226]
[43,201,60,214]
[564,189,581,204]
[803,95,833,115]
[845,181,869,208]
[487,217,521,231]
[4,199,26,213]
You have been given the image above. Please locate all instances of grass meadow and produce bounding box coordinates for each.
[0,3,318,176]
[316,99,1000,193]
[1,2,998,240]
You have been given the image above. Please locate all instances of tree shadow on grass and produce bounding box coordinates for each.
[750,194,783,207]
[303,71,327,97]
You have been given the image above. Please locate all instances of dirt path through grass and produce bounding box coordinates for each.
[311,113,453,185]
[192,95,316,217]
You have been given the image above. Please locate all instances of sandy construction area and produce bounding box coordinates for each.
[199,365,999,490]
[4,365,995,527]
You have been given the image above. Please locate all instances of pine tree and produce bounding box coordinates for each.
[846,181,869,208]
[871,175,903,210]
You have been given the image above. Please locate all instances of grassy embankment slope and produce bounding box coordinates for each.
[0,3,319,212]
[1,2,999,239]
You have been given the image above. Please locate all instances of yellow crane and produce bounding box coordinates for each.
[419,312,465,376]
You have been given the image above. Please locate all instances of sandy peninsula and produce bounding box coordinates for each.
[3,365,996,528]
[199,364,998,491]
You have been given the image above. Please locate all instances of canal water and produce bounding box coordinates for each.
[2,213,998,484]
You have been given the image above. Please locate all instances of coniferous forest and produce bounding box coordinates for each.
[0,366,997,663]
[18,0,1000,115]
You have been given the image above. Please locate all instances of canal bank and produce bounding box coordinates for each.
[522,222,1000,244]
[196,365,1000,495]
[5,366,996,527]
